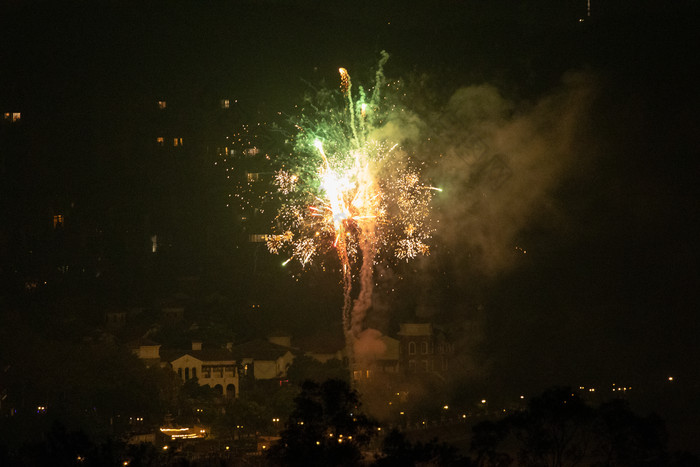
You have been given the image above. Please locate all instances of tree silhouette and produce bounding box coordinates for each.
[375,428,472,466]
[266,379,377,466]
[470,387,694,467]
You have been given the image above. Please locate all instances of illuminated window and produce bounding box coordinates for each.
[53,215,64,228]
[249,234,267,243]
[245,147,259,156]
[12,112,20,122]
[156,137,164,146]
[247,172,260,182]
[3,113,9,120]
[158,101,166,110]
[221,99,230,109]
[173,137,183,147]
[408,342,416,355]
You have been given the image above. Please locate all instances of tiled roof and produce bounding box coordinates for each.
[127,337,160,349]
[230,339,298,361]
[162,348,235,364]
[295,333,344,354]
[397,323,433,336]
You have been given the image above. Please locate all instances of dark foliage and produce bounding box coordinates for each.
[266,379,378,466]
[375,428,473,466]
[470,387,699,467]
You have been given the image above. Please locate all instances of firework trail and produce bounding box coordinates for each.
[267,52,436,375]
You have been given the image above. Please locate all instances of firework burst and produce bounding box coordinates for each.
[267,52,437,374]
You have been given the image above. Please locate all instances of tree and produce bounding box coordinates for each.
[375,428,472,466]
[286,354,349,384]
[469,387,695,467]
[266,379,378,466]
[508,387,595,467]
[593,399,668,467]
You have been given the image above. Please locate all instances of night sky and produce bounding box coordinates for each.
[2,0,699,425]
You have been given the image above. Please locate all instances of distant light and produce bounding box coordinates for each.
[668,376,674,381]
[520,395,525,399]
[443,405,449,410]
[481,399,486,404]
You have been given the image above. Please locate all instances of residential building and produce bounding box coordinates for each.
[397,323,453,375]
[231,338,296,383]
[165,342,239,398]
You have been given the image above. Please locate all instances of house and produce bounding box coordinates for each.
[231,338,296,382]
[295,333,345,364]
[163,342,239,398]
[129,337,163,368]
[352,333,400,382]
[397,323,453,375]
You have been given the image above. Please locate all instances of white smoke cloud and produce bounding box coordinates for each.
[428,71,597,275]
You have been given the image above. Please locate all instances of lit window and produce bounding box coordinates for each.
[221,99,230,109]
[247,172,260,182]
[249,234,267,243]
[3,113,9,120]
[12,112,21,122]
[173,137,182,147]
[53,215,64,228]
[156,137,164,146]
[158,101,166,110]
